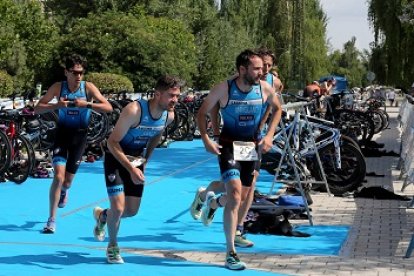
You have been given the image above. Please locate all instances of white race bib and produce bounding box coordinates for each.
[126,155,146,167]
[233,141,258,161]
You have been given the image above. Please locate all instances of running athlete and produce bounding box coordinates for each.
[196,49,282,270]
[92,75,182,264]
[190,48,283,250]
[35,54,112,234]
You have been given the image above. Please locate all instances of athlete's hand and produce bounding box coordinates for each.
[130,167,145,185]
[204,139,222,155]
[258,135,273,154]
[73,98,88,108]
[57,98,70,108]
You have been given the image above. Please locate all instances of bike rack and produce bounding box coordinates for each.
[268,101,331,226]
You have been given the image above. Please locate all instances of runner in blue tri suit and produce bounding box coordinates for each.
[92,75,183,264]
[35,54,112,234]
[196,49,282,270]
[190,47,284,251]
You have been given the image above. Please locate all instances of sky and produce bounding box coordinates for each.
[319,0,374,52]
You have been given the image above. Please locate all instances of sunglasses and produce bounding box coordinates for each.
[69,69,84,76]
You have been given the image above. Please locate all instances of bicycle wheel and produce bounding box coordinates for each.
[309,141,366,196]
[108,99,122,135]
[335,109,375,144]
[87,111,109,144]
[0,130,12,176]
[168,109,189,141]
[366,110,386,134]
[5,134,36,184]
[39,111,58,151]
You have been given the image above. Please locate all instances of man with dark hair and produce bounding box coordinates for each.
[195,49,282,270]
[35,54,113,234]
[92,75,183,264]
[190,47,283,250]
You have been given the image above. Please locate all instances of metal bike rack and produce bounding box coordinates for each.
[268,101,331,226]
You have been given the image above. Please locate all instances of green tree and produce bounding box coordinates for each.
[368,0,409,86]
[329,37,368,87]
[60,11,197,91]
[302,0,330,85]
[0,0,59,91]
[0,70,14,97]
[86,72,134,94]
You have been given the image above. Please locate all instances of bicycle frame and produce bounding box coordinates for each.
[273,111,342,170]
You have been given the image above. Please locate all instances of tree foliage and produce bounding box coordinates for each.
[0,70,14,97]
[0,0,377,94]
[86,73,134,94]
[59,11,197,91]
[368,0,413,87]
[0,0,59,92]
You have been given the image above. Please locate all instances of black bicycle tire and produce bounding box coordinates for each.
[310,142,366,195]
[5,134,35,184]
[87,111,109,145]
[0,130,12,176]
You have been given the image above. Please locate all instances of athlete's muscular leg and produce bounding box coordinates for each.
[107,193,125,247]
[223,179,242,253]
[48,165,74,219]
[237,170,258,227]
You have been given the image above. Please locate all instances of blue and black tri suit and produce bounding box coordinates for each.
[218,79,263,187]
[53,81,91,174]
[104,99,168,197]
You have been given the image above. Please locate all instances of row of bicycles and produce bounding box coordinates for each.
[0,89,389,196]
[0,96,132,184]
[159,90,390,196]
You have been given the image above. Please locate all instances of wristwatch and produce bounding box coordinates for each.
[86,102,92,109]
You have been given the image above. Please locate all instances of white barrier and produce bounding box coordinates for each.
[399,96,414,191]
[0,98,26,110]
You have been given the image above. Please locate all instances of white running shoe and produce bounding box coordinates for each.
[201,191,218,226]
[190,187,206,220]
[93,207,106,242]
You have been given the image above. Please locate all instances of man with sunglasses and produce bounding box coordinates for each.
[35,54,112,234]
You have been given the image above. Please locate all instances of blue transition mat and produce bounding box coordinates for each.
[0,139,349,275]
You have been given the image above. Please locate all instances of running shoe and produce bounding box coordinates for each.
[58,190,68,208]
[201,191,217,226]
[234,230,254,248]
[42,218,56,234]
[225,250,246,270]
[93,207,106,241]
[190,187,206,220]
[106,245,124,264]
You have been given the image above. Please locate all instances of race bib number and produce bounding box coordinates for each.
[233,141,258,161]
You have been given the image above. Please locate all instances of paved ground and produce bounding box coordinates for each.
[125,105,414,276]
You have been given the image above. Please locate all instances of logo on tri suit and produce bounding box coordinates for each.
[228,159,236,166]
[108,174,116,182]
[54,147,61,154]
[223,170,238,179]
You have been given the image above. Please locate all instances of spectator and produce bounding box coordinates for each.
[386,89,396,107]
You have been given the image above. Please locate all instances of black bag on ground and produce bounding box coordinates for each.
[244,192,311,237]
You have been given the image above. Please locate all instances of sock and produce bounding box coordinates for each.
[99,209,108,223]
[236,225,244,234]
[216,195,224,207]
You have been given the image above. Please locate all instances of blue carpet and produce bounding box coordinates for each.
[0,139,349,275]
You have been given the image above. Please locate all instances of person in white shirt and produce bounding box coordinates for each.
[386,89,396,106]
